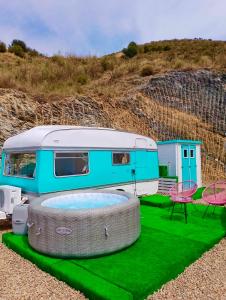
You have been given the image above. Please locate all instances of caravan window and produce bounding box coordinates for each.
[4,152,36,178]
[55,152,89,177]
[113,152,130,165]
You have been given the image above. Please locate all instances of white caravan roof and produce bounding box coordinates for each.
[3,126,157,151]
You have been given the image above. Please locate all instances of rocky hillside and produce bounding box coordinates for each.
[0,39,225,182]
[141,70,226,135]
[0,89,109,144]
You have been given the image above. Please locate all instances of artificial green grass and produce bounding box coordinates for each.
[140,194,172,208]
[192,187,205,200]
[3,204,226,300]
[140,187,206,208]
[2,234,132,300]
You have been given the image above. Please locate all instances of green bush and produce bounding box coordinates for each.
[8,44,25,58]
[0,41,7,53]
[27,48,40,57]
[140,65,155,77]
[122,41,138,58]
[144,44,171,53]
[163,45,171,51]
[77,74,88,85]
[143,45,150,53]
[11,39,27,52]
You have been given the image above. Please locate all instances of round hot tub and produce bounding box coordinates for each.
[28,190,140,257]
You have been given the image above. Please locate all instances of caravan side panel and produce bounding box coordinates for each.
[37,149,159,194]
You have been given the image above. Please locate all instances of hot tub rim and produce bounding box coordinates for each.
[28,189,139,217]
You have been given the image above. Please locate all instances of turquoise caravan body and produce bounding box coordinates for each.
[0,126,159,196]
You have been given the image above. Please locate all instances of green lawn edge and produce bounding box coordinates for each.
[2,203,225,300]
[140,194,172,208]
[2,233,133,300]
[140,188,205,208]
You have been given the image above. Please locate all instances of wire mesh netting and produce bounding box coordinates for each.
[140,70,225,183]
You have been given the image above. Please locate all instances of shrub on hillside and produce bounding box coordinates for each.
[27,48,40,57]
[101,57,114,71]
[8,44,25,58]
[77,74,88,85]
[127,61,138,73]
[11,39,27,52]
[163,45,171,51]
[140,65,155,77]
[144,44,171,53]
[0,41,7,53]
[122,41,138,58]
[143,45,150,53]
[51,55,66,66]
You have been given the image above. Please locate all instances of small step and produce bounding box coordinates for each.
[158,177,177,195]
[159,178,177,182]
[158,183,176,187]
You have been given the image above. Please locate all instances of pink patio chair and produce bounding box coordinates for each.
[202,181,226,217]
[169,180,198,223]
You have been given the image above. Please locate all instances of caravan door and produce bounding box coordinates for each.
[134,138,148,173]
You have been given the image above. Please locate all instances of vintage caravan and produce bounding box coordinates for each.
[0,126,159,198]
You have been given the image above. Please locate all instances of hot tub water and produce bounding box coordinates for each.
[41,193,128,210]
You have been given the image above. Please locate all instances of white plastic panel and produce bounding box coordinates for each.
[3,126,157,151]
[196,145,202,187]
[158,144,177,176]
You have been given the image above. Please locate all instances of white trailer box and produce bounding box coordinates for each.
[157,140,202,187]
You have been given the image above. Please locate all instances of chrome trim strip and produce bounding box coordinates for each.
[3,147,158,152]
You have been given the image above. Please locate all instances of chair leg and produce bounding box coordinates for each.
[202,204,209,218]
[212,206,216,215]
[167,203,172,211]
[170,202,175,220]
[184,203,188,224]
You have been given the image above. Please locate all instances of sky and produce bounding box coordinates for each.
[0,0,225,56]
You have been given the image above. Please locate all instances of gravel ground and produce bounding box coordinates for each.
[0,221,86,300]
[148,237,226,300]
[1,220,225,300]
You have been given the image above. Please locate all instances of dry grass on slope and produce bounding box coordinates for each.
[0,39,226,98]
[0,86,225,183]
[119,92,226,183]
